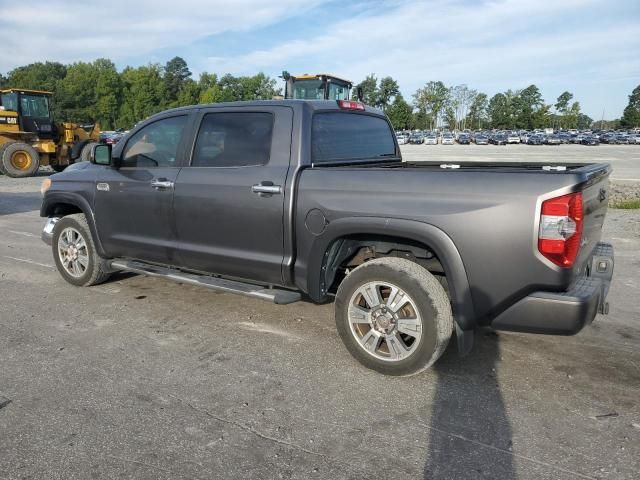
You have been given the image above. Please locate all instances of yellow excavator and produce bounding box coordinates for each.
[281,72,360,101]
[0,88,100,177]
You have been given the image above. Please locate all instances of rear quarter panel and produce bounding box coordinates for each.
[295,167,604,324]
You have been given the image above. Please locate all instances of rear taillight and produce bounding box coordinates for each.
[538,191,583,267]
[337,100,365,111]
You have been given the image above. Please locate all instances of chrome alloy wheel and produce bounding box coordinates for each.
[348,281,422,362]
[57,227,89,278]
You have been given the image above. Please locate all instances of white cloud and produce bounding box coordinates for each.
[0,0,325,71]
[201,0,640,116]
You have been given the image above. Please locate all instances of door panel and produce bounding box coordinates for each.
[173,106,293,285]
[94,114,189,264]
[95,167,179,263]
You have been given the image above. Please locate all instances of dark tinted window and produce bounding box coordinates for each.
[122,115,187,168]
[312,112,396,163]
[192,112,273,167]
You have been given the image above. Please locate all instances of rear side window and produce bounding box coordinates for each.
[192,112,273,167]
[312,112,396,163]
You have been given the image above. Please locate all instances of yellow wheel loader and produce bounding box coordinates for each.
[281,72,359,101]
[0,89,100,178]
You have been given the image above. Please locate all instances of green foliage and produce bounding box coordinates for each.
[0,58,281,129]
[356,74,378,106]
[467,93,488,129]
[164,56,192,105]
[576,113,593,130]
[386,94,413,130]
[377,77,399,111]
[413,81,448,130]
[610,199,640,209]
[620,85,640,127]
[5,61,67,92]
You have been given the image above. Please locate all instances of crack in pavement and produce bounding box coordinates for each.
[167,394,327,459]
[417,421,598,480]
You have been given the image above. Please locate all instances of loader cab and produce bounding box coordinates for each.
[282,72,353,101]
[0,89,55,138]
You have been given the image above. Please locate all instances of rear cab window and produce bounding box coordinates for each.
[311,112,397,164]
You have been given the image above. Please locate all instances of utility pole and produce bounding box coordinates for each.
[600,109,605,130]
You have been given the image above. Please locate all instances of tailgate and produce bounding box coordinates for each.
[574,165,611,276]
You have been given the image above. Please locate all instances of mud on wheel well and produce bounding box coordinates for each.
[322,235,448,296]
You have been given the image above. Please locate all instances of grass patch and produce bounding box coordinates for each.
[610,199,640,209]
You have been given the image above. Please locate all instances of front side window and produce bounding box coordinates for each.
[19,95,50,117]
[122,116,187,168]
[192,112,273,167]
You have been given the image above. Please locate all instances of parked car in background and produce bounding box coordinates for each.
[559,133,571,144]
[545,134,561,145]
[527,135,543,145]
[409,132,424,144]
[475,134,489,145]
[396,133,409,145]
[616,134,629,144]
[441,134,455,145]
[628,134,640,144]
[490,133,507,145]
[600,133,617,144]
[457,134,471,145]
[507,132,520,144]
[424,134,438,145]
[581,135,600,146]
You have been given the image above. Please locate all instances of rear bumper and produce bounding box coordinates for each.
[491,242,614,335]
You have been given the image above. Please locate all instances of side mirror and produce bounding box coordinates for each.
[91,143,112,166]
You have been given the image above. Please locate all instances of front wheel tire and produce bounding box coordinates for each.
[335,257,453,376]
[52,214,111,287]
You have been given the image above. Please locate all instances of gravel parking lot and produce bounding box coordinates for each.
[1,150,639,479]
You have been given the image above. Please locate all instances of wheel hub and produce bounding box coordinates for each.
[371,307,396,334]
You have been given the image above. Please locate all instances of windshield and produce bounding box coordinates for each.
[1,93,18,112]
[20,94,50,117]
[291,79,325,100]
[312,112,397,164]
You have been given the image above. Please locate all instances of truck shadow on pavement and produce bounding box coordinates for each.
[0,191,43,216]
[423,328,516,479]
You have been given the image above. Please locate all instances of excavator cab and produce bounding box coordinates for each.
[281,72,356,101]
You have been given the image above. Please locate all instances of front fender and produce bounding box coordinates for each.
[40,191,107,257]
[296,216,476,332]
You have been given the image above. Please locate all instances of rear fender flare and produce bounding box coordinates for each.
[304,216,476,331]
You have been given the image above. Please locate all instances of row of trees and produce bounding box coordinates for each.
[2,57,638,131]
[0,58,280,129]
[356,75,608,131]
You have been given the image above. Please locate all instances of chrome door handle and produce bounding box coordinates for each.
[252,184,282,195]
[151,180,174,189]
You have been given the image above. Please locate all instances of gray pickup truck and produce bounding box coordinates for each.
[40,99,614,376]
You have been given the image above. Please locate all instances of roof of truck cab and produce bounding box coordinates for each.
[157,99,384,116]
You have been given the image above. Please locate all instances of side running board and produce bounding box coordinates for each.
[109,259,301,305]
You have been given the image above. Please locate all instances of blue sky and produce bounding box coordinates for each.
[1,0,638,119]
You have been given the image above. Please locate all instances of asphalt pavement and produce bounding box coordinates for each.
[1,164,639,479]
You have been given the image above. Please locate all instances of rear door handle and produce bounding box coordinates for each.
[252,183,282,195]
[151,179,174,190]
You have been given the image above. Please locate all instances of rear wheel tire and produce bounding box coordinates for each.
[80,142,99,162]
[52,213,111,287]
[335,257,453,376]
[0,142,40,177]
